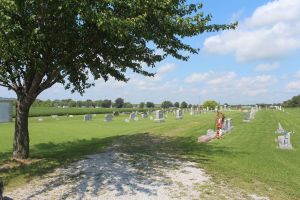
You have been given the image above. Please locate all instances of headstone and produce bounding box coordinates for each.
[154,110,165,122]
[141,113,148,118]
[275,123,285,134]
[38,117,44,122]
[176,109,183,120]
[215,106,218,112]
[104,114,113,122]
[92,114,97,117]
[277,132,293,150]
[249,107,258,120]
[84,114,92,121]
[124,118,130,123]
[190,107,195,116]
[51,115,58,118]
[243,112,250,122]
[69,115,74,118]
[129,113,136,120]
[223,118,233,133]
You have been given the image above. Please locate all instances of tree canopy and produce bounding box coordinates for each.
[0,0,236,159]
[283,95,300,107]
[161,101,173,108]
[181,101,188,108]
[203,100,218,110]
[146,102,155,108]
[114,97,124,108]
[0,0,236,96]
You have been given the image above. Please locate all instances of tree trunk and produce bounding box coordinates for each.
[13,95,32,159]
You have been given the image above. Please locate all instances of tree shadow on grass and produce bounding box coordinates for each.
[1,133,247,198]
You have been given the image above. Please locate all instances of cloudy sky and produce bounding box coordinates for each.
[1,0,300,104]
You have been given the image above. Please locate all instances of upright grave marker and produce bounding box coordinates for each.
[198,112,233,143]
[277,132,293,150]
[275,123,293,150]
[104,114,113,122]
[176,109,183,120]
[141,112,148,119]
[243,111,250,122]
[154,110,165,122]
[84,114,92,121]
[130,113,136,120]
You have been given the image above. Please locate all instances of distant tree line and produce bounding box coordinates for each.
[283,95,300,107]
[29,98,194,109]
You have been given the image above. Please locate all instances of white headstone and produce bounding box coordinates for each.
[176,109,183,120]
[130,113,136,120]
[154,110,165,122]
[278,132,293,150]
[84,114,92,121]
[104,114,113,122]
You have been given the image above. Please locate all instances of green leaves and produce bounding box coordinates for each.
[0,0,236,96]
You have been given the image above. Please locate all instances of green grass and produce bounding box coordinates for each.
[0,109,300,199]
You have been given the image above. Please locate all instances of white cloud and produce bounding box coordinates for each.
[185,72,212,83]
[236,75,276,96]
[185,71,276,97]
[157,63,176,74]
[207,72,236,86]
[255,62,280,72]
[295,70,300,78]
[185,71,236,85]
[204,0,300,62]
[286,81,300,91]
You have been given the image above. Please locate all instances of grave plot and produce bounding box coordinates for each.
[198,112,233,143]
[274,123,294,150]
[129,112,136,121]
[84,114,92,121]
[104,114,113,122]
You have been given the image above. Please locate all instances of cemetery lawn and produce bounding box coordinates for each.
[0,109,300,199]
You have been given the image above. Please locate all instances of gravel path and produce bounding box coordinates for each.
[5,145,269,200]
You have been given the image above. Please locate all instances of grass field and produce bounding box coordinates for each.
[0,109,300,199]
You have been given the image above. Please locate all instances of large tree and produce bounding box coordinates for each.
[114,97,124,108]
[203,100,219,110]
[0,0,236,159]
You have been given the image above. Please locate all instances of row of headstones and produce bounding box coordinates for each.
[83,109,185,123]
[275,123,293,150]
[198,118,233,143]
[37,114,76,122]
[273,106,285,112]
[144,109,184,122]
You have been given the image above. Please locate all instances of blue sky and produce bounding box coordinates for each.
[1,0,300,104]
